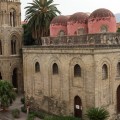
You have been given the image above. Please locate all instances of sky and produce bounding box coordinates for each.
[21,0,120,21]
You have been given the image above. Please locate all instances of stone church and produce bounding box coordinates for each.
[0,0,23,93]
[23,8,120,120]
[1,0,120,120]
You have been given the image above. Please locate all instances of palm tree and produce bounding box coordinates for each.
[0,80,16,111]
[85,107,109,120]
[25,0,61,45]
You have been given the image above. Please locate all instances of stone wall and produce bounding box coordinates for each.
[23,46,120,119]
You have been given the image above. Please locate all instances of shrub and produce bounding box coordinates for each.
[21,97,25,104]
[21,106,27,113]
[27,113,35,120]
[44,115,80,120]
[12,108,20,118]
[85,107,109,120]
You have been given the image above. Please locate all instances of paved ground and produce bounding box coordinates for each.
[0,95,41,120]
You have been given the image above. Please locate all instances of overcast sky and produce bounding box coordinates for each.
[21,0,120,21]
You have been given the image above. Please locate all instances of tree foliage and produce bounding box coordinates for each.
[25,0,61,44]
[117,28,120,32]
[0,80,16,110]
[22,24,35,45]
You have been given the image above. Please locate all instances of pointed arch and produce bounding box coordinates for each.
[74,64,81,77]
[9,8,16,27]
[12,68,18,91]
[53,63,58,75]
[102,64,108,80]
[35,62,40,73]
[74,96,82,118]
[11,35,17,54]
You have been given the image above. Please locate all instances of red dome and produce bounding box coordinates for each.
[51,15,68,26]
[88,8,116,34]
[50,16,69,37]
[67,12,89,35]
[89,8,115,19]
[68,12,89,24]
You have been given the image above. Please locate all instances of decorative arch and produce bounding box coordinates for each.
[10,63,22,93]
[48,57,62,98]
[70,57,85,79]
[49,57,61,75]
[9,32,21,55]
[99,57,111,80]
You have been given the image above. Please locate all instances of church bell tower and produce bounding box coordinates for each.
[0,0,21,27]
[0,0,23,93]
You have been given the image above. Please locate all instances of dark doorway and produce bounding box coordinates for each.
[12,68,18,91]
[117,85,120,113]
[74,96,82,118]
[0,72,2,80]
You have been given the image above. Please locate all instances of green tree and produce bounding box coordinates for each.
[0,80,16,111]
[22,23,35,45]
[117,28,120,32]
[85,107,109,120]
[25,0,61,45]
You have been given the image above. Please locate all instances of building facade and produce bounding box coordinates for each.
[23,8,120,119]
[0,0,23,93]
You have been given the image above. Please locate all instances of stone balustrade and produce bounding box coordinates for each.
[41,33,120,46]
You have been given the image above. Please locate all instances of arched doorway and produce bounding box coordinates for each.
[74,96,82,118]
[0,72,2,80]
[117,85,120,113]
[12,68,18,91]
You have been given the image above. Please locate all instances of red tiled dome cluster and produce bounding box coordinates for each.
[50,8,117,37]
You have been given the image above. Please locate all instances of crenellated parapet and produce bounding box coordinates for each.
[41,33,120,46]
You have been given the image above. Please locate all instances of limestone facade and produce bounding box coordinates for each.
[23,33,120,119]
[0,0,23,93]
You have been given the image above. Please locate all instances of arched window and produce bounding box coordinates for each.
[53,63,58,75]
[11,35,17,55]
[117,62,120,77]
[74,64,81,77]
[59,30,65,36]
[35,62,40,73]
[101,25,108,33]
[78,28,85,35]
[10,8,16,27]
[102,64,108,80]
[0,40,2,55]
